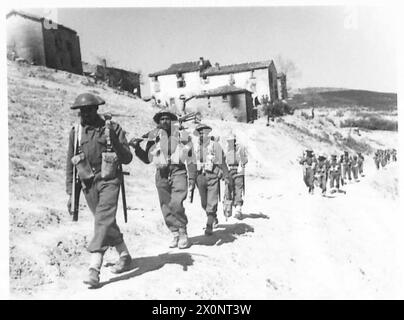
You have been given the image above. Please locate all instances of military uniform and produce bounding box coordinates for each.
[299,150,316,194]
[374,151,380,170]
[351,155,359,181]
[66,93,133,287]
[193,124,230,235]
[133,111,196,248]
[357,153,364,177]
[66,118,132,252]
[315,155,328,195]
[341,152,352,183]
[328,155,341,190]
[224,134,248,219]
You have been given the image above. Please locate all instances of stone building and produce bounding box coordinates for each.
[83,61,142,97]
[6,10,83,74]
[149,57,285,110]
[186,85,255,123]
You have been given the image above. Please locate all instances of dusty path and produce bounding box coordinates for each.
[15,161,401,300]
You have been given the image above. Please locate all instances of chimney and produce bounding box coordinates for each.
[102,58,107,69]
[215,62,220,69]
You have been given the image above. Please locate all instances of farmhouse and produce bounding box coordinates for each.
[149,57,285,111]
[83,61,142,97]
[187,85,255,123]
[6,10,83,75]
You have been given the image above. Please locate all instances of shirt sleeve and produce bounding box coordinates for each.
[111,122,133,165]
[135,140,155,164]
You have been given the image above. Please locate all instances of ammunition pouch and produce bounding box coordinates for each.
[101,151,119,180]
[71,152,95,182]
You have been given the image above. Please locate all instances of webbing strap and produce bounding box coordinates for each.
[105,120,112,151]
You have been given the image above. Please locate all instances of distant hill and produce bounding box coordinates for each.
[291,89,397,111]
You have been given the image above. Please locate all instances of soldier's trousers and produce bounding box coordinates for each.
[375,160,380,169]
[329,173,340,189]
[342,164,351,181]
[316,174,327,193]
[358,162,363,175]
[155,171,188,233]
[228,169,244,207]
[351,165,359,180]
[303,167,314,189]
[196,172,219,218]
[84,173,124,253]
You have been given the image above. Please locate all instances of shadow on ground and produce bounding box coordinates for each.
[189,223,254,247]
[241,212,270,220]
[98,252,194,288]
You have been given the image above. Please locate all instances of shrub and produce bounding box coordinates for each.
[343,135,372,154]
[340,116,398,131]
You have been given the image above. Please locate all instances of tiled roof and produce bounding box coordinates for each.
[149,60,211,77]
[6,10,77,34]
[196,85,251,98]
[202,60,273,76]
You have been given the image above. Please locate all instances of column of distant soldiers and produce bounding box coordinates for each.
[66,93,248,288]
[299,148,397,196]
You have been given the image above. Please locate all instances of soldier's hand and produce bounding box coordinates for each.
[67,196,72,215]
[129,137,143,149]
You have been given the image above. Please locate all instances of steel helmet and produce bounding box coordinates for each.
[71,93,105,109]
[153,111,178,124]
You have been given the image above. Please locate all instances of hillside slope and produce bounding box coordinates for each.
[8,62,402,299]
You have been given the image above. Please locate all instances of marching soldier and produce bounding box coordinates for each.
[130,111,196,249]
[374,150,380,170]
[392,149,397,162]
[357,152,365,177]
[299,149,316,194]
[315,155,328,196]
[192,124,231,235]
[341,151,352,184]
[328,154,342,193]
[224,133,248,220]
[66,93,133,288]
[351,155,360,182]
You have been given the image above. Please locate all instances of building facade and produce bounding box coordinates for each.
[186,85,255,123]
[149,57,283,111]
[6,10,83,75]
[83,61,142,97]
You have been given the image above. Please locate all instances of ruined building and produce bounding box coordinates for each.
[6,10,83,75]
[82,61,142,97]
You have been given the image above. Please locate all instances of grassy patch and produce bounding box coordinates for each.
[340,116,398,131]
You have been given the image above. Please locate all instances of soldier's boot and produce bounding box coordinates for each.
[178,227,190,249]
[84,252,103,287]
[83,268,100,288]
[213,217,219,229]
[169,231,180,248]
[205,215,214,236]
[111,254,132,274]
[234,205,243,220]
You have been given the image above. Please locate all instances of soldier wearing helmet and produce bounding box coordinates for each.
[299,149,316,194]
[315,154,329,196]
[223,132,248,220]
[192,123,231,235]
[66,93,133,288]
[357,152,365,177]
[130,110,196,249]
[341,151,352,184]
[328,154,342,192]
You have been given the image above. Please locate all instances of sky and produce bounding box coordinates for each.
[21,5,397,95]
